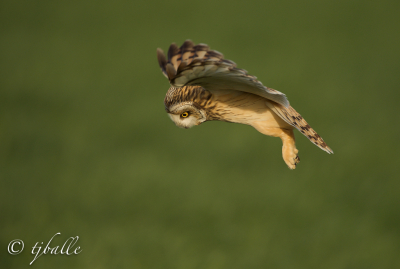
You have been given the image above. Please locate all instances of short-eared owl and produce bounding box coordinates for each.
[157,40,333,169]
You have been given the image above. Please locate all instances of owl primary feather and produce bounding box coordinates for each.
[157,40,333,169]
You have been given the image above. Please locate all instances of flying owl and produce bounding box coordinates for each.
[157,40,333,169]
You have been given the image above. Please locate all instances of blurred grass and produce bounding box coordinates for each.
[1,0,400,268]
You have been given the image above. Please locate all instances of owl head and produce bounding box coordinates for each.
[166,102,207,129]
[164,86,210,129]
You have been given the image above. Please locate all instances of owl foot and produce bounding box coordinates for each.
[250,123,299,169]
[283,145,300,169]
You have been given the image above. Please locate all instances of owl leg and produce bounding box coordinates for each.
[252,123,299,169]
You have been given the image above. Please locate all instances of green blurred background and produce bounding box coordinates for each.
[1,0,399,268]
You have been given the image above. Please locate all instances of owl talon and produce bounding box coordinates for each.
[294,155,300,166]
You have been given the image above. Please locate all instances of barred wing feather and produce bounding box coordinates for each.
[157,40,289,107]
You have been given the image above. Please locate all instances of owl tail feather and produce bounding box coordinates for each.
[266,101,333,154]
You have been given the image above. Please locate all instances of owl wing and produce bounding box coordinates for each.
[157,40,289,107]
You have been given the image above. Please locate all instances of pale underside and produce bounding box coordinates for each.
[208,89,290,128]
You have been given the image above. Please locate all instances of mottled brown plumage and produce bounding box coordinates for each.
[157,40,333,169]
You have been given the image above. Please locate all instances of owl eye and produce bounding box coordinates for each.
[181,112,189,118]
